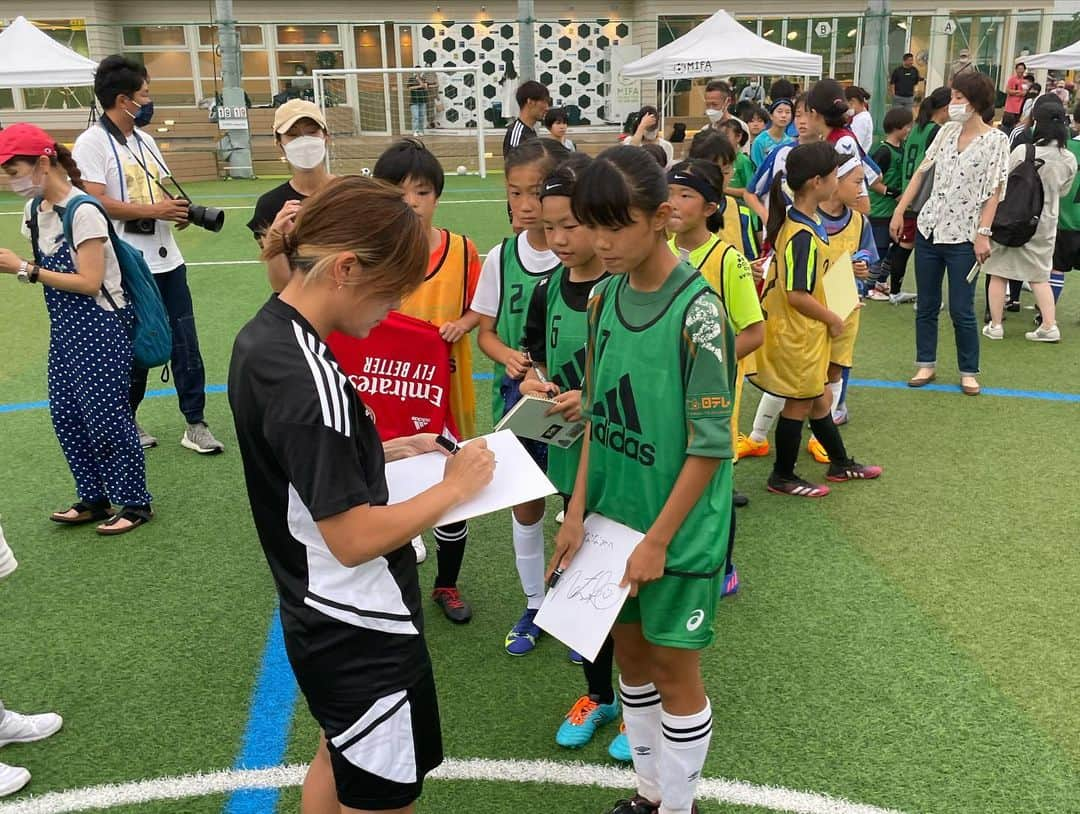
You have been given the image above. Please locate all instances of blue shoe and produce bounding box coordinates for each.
[721,566,739,598]
[555,694,619,748]
[505,608,541,655]
[608,723,632,762]
[568,648,584,665]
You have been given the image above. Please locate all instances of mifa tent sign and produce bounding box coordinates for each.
[672,60,714,75]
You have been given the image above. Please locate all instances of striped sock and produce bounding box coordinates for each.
[619,678,662,804]
[658,700,713,814]
[1050,271,1066,303]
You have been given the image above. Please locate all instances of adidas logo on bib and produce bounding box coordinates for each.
[590,373,656,466]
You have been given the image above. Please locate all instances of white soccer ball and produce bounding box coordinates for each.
[456,165,468,176]
[361,167,371,177]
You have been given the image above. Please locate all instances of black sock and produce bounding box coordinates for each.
[433,521,468,589]
[773,416,803,480]
[809,415,849,465]
[888,244,912,291]
[1009,278,1023,303]
[584,635,616,704]
[723,506,736,578]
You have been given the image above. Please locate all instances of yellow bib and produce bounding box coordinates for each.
[819,208,864,369]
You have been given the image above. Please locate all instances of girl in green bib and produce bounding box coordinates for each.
[472,137,569,656]
[551,145,737,814]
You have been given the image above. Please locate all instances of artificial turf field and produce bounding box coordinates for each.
[1,174,1079,814]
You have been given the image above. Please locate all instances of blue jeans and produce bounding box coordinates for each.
[410,101,426,132]
[914,233,980,375]
[130,264,207,424]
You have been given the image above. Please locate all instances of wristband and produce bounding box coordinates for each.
[28,264,40,283]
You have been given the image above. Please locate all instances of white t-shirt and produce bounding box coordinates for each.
[21,189,126,310]
[851,111,874,153]
[72,124,184,274]
[472,231,559,317]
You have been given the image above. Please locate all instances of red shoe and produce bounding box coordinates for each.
[767,474,831,498]
[826,460,883,482]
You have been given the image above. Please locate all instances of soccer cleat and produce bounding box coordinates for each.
[505,608,542,655]
[411,536,427,563]
[0,763,30,798]
[136,423,157,449]
[606,794,660,814]
[722,567,739,598]
[867,288,891,301]
[0,520,16,580]
[608,723,632,762]
[0,711,63,748]
[555,694,620,748]
[181,422,224,454]
[832,404,849,425]
[568,649,584,665]
[826,460,883,482]
[982,323,1004,340]
[1006,300,1022,313]
[1026,324,1061,343]
[432,587,472,624]
[807,437,830,464]
[736,433,770,460]
[767,474,830,498]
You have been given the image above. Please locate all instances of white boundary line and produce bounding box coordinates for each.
[0,758,907,814]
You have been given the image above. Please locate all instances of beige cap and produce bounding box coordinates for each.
[273,99,327,134]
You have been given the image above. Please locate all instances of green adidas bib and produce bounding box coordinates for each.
[544,267,591,494]
[901,122,939,187]
[585,269,733,577]
[492,237,561,421]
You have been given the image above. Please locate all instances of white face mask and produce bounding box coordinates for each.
[705,108,724,123]
[283,135,327,170]
[10,169,43,199]
[643,128,658,141]
[948,103,973,123]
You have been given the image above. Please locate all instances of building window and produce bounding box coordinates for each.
[198,25,271,105]
[834,18,860,84]
[1014,14,1041,62]
[275,25,344,97]
[123,25,187,47]
[1051,15,1080,52]
[123,25,195,105]
[808,18,835,78]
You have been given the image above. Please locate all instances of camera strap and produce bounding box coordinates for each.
[99,117,170,204]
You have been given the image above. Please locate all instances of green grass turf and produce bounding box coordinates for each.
[1,177,1079,813]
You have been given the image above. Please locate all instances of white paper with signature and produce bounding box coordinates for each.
[534,514,644,661]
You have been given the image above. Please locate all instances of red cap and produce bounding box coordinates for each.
[0,123,57,166]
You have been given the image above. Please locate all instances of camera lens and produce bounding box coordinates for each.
[187,204,225,233]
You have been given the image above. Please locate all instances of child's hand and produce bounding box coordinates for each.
[751,254,771,282]
[504,349,532,379]
[547,512,585,580]
[546,390,583,422]
[828,312,846,337]
[439,319,470,343]
[621,536,667,597]
[852,260,870,279]
[520,377,560,398]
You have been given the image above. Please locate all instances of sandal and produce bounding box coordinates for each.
[50,500,113,525]
[96,506,154,537]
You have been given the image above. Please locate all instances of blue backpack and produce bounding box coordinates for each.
[30,194,172,368]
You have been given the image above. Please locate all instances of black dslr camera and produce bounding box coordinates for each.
[125,176,225,235]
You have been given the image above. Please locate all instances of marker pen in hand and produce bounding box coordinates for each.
[548,567,564,589]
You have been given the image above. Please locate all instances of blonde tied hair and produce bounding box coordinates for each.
[262,175,428,299]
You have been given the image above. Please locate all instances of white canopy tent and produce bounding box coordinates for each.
[621,9,823,80]
[1023,41,1080,71]
[0,16,97,90]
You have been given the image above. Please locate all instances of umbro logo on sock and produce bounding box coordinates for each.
[590,374,656,466]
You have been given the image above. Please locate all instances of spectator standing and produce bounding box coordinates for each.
[73,55,223,455]
[544,107,576,151]
[626,105,674,166]
[983,101,1077,342]
[1003,62,1028,130]
[750,99,793,167]
[423,63,440,129]
[705,79,750,142]
[1021,77,1041,123]
[845,86,874,152]
[407,67,429,135]
[502,81,551,157]
[890,53,922,109]
[949,49,974,82]
[890,72,1010,396]
[739,77,765,104]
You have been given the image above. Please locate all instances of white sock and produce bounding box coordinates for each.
[658,701,713,814]
[828,380,843,415]
[619,678,663,803]
[750,393,785,442]
[511,515,546,610]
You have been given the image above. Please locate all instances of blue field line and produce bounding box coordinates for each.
[2,374,1076,415]
[223,610,299,814]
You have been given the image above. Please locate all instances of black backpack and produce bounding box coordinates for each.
[991,144,1044,247]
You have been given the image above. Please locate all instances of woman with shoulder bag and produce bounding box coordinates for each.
[0,124,152,534]
[890,73,1011,396]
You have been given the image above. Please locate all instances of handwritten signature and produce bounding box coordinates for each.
[561,569,622,610]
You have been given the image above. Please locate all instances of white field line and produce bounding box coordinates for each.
[0,199,504,217]
[0,757,908,814]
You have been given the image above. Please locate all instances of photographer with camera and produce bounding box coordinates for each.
[73,55,224,455]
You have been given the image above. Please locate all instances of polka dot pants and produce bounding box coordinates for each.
[42,243,151,509]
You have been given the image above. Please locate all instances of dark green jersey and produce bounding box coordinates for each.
[492,237,560,420]
[869,141,904,219]
[901,122,940,188]
[1059,138,1080,233]
[584,263,735,577]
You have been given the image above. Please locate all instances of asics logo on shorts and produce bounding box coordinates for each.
[686,609,705,631]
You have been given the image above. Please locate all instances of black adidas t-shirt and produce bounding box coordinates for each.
[229,295,429,704]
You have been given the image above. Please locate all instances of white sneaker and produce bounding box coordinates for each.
[1025,324,1061,342]
[0,763,30,798]
[0,711,63,748]
[411,536,427,564]
[0,520,16,580]
[181,423,225,455]
[982,323,1004,340]
[136,423,157,449]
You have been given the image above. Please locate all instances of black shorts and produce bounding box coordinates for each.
[1053,229,1080,272]
[315,668,443,811]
